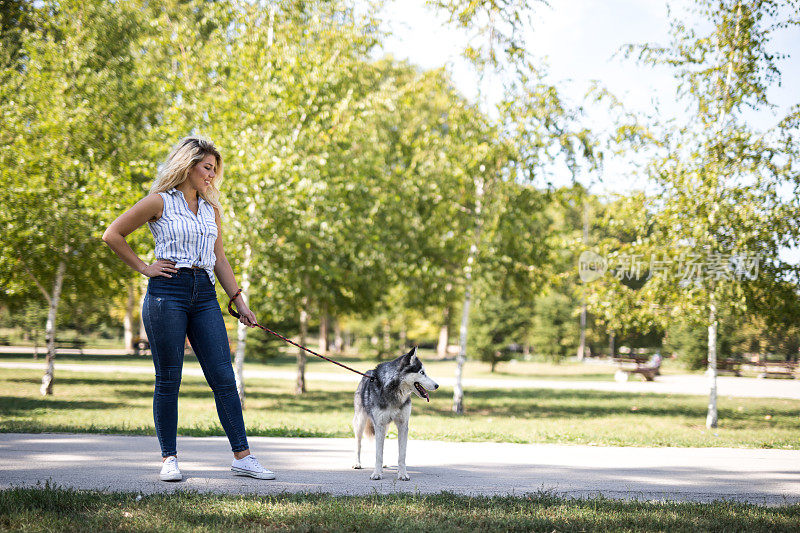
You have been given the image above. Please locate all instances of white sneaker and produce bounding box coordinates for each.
[231,455,275,480]
[159,456,182,481]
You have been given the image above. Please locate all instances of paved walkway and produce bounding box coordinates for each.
[1,433,798,505]
[2,360,799,399]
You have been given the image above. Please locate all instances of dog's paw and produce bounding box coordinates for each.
[397,473,410,481]
[352,463,362,470]
[370,472,382,480]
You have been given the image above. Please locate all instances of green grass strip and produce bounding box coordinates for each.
[2,367,799,448]
[0,484,798,532]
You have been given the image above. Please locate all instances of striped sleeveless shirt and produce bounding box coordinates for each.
[147,188,218,285]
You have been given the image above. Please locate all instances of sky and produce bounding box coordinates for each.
[374,0,800,196]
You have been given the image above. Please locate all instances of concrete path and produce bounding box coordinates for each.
[0,346,130,356]
[2,360,799,399]
[1,433,798,505]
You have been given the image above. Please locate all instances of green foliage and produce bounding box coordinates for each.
[579,0,800,426]
[616,0,800,328]
[0,0,167,310]
[584,193,664,338]
[426,0,546,74]
[0,0,35,70]
[664,318,736,371]
[3,0,798,398]
[244,330,286,363]
[735,314,800,361]
[470,287,526,371]
[529,289,579,363]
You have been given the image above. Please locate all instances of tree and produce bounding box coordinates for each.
[429,0,600,413]
[0,0,167,394]
[470,286,523,372]
[471,178,553,367]
[583,192,665,354]
[371,64,485,363]
[622,0,800,427]
[0,0,35,71]
[146,0,395,397]
[663,312,741,370]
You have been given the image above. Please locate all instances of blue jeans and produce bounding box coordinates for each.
[142,267,249,457]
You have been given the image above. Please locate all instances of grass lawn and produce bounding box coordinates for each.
[1,366,798,448]
[0,350,699,381]
[0,485,798,532]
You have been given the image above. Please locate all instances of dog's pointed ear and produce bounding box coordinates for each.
[406,346,418,361]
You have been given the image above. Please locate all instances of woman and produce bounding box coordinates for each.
[102,136,274,481]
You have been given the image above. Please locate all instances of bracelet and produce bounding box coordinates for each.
[226,289,243,319]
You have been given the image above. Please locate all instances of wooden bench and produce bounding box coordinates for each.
[132,337,150,356]
[54,339,86,354]
[716,358,743,376]
[757,361,797,379]
[621,353,652,364]
[613,355,662,382]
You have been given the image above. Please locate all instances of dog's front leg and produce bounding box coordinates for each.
[352,413,366,469]
[370,423,387,480]
[396,417,410,481]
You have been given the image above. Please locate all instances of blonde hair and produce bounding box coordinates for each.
[150,136,223,210]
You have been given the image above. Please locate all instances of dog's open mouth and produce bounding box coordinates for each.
[413,382,429,402]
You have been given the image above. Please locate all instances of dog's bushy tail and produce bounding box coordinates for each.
[364,418,374,437]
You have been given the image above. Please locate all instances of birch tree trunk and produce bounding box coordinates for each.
[578,199,589,361]
[453,176,484,414]
[296,291,308,395]
[234,241,252,408]
[399,325,407,353]
[41,257,67,396]
[608,330,616,358]
[703,1,741,429]
[437,301,451,359]
[333,317,343,354]
[318,304,328,355]
[578,304,587,361]
[706,297,718,428]
[382,318,391,360]
[453,271,473,414]
[230,4,274,406]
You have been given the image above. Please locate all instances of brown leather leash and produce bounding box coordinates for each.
[227,289,373,381]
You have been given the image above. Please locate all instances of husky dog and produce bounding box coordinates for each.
[353,346,439,480]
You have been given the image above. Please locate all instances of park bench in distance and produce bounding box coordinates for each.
[613,350,662,382]
[132,337,150,356]
[757,360,797,379]
[715,358,743,376]
[54,339,86,354]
